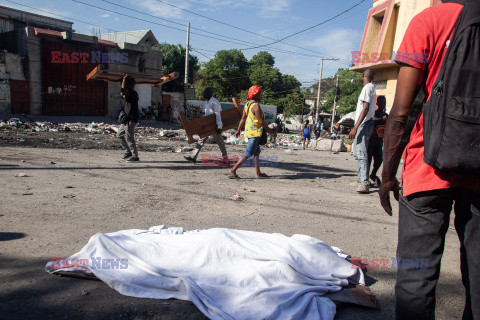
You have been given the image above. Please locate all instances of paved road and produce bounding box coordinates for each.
[0,140,464,320]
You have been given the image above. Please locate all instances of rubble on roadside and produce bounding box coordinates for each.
[0,118,352,153]
[0,118,186,140]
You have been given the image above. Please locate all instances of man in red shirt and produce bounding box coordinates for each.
[379,1,480,319]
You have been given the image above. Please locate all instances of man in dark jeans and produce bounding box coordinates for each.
[379,1,480,319]
[118,75,139,162]
[314,119,322,140]
[367,96,388,187]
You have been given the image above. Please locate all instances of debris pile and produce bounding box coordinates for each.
[1,117,351,152]
[0,118,188,151]
[0,119,187,139]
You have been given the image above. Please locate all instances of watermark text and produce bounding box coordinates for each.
[50,257,128,270]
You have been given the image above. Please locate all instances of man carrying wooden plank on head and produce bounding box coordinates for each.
[184,87,229,165]
[119,74,140,162]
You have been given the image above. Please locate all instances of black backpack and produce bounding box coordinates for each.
[391,0,480,179]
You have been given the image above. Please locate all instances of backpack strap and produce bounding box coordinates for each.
[386,0,479,180]
[245,101,253,117]
[434,0,480,93]
[245,100,264,120]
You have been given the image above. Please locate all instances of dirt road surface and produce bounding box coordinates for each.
[0,127,465,320]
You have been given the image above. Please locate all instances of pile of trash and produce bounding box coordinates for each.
[222,132,304,148]
[0,119,118,135]
[224,131,246,145]
[0,118,187,140]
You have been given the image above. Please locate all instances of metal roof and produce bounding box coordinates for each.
[99,30,158,46]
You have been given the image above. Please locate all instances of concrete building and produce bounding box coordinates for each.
[0,5,74,116]
[0,5,163,118]
[350,0,443,110]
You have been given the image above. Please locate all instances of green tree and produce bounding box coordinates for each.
[248,51,282,91]
[308,77,335,102]
[249,51,275,67]
[323,68,363,115]
[277,92,305,119]
[247,52,301,95]
[198,49,250,100]
[151,43,199,93]
[280,74,302,93]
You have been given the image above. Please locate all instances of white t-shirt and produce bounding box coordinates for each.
[355,82,376,125]
[204,97,223,129]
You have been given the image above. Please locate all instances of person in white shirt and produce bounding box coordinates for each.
[349,68,376,193]
[184,87,228,165]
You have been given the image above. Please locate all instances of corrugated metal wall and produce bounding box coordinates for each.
[10,80,29,114]
[42,39,107,116]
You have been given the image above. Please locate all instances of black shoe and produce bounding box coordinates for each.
[122,152,132,160]
[370,175,381,187]
[184,156,196,164]
[220,157,230,167]
[126,156,139,162]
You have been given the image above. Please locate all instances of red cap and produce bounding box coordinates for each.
[248,85,262,99]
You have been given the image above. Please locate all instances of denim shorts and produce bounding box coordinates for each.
[245,137,261,156]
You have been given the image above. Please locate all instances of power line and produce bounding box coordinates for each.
[152,0,341,59]
[153,0,269,40]
[190,47,212,60]
[2,0,151,42]
[4,0,352,63]
[87,0,348,60]
[240,0,367,50]
[71,0,334,59]
[97,0,263,46]
[2,0,354,84]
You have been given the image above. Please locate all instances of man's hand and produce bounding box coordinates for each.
[235,130,241,138]
[379,178,400,216]
[349,127,357,139]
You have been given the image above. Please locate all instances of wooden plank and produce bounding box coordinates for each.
[86,64,179,86]
[181,98,243,144]
[152,72,180,87]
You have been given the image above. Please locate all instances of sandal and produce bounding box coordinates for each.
[257,173,269,178]
[229,173,241,179]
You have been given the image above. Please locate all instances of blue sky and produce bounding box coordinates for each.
[1,0,371,86]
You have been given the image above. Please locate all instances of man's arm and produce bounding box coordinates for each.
[120,75,127,99]
[379,65,423,215]
[235,109,248,138]
[349,101,369,139]
[212,101,223,133]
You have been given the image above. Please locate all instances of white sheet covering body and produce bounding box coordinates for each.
[46,226,364,320]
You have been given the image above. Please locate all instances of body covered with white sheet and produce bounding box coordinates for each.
[46,226,364,320]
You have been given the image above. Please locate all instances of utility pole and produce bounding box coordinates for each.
[183,22,190,110]
[331,74,340,129]
[315,58,338,122]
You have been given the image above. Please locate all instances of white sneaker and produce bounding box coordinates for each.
[356,184,369,193]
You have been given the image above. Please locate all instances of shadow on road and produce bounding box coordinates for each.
[0,255,208,320]
[0,232,26,241]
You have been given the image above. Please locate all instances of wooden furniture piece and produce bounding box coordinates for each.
[86,64,178,86]
[179,97,244,144]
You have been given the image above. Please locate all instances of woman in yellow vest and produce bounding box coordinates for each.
[229,85,276,179]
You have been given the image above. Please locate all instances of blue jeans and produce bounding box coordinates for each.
[352,120,374,185]
[245,137,261,157]
[396,188,480,320]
